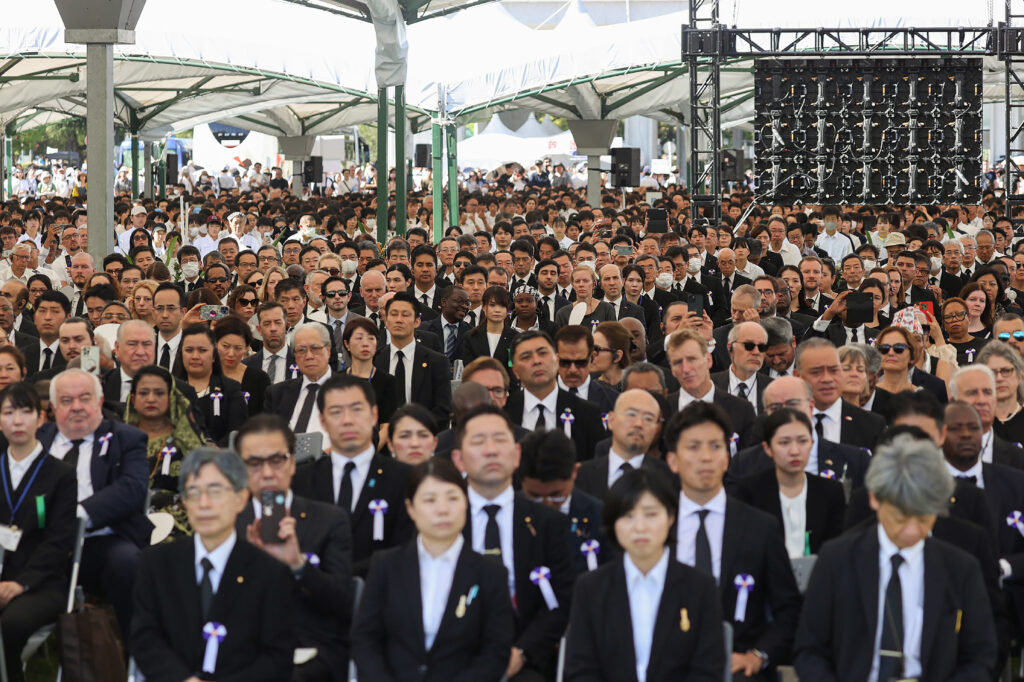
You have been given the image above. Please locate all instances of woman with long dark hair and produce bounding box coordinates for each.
[463,286,517,366]
[173,324,247,445]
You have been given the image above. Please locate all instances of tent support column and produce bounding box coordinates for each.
[566,120,618,209]
[85,42,117,264]
[394,85,406,236]
[0,126,6,202]
[158,141,166,201]
[431,121,443,243]
[445,123,458,229]
[143,140,152,199]
[376,87,389,244]
[130,111,140,200]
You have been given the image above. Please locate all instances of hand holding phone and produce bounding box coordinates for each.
[259,490,287,544]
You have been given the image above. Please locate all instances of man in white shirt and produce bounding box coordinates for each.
[153,284,185,373]
[766,217,802,266]
[815,208,854,263]
[268,323,333,444]
[246,303,294,384]
[713,321,767,414]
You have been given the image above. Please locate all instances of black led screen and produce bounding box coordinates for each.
[753,58,983,205]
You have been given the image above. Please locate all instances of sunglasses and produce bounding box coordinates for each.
[735,341,768,352]
[324,290,350,298]
[206,277,229,284]
[238,298,257,306]
[558,358,589,369]
[998,331,1024,341]
[878,343,908,355]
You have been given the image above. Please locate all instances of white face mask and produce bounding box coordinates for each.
[687,257,702,275]
[930,256,943,275]
[863,259,877,272]
[181,261,200,279]
[655,272,675,289]
[341,260,358,277]
[188,227,199,238]
[198,226,208,236]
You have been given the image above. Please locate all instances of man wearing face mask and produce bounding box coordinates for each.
[175,246,203,293]
[940,239,969,300]
[815,206,853,263]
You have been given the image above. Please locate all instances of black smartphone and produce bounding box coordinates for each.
[647,208,668,233]
[844,292,873,327]
[259,490,287,544]
[685,293,705,318]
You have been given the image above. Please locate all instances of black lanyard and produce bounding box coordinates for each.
[0,450,46,521]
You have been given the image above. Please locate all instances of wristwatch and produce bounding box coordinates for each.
[751,649,769,670]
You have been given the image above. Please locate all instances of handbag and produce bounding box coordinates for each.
[57,602,127,682]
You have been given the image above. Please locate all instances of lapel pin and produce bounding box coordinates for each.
[377,468,383,475]
[236,576,244,584]
[680,608,690,632]
[467,585,479,605]
[299,512,307,519]
[524,516,537,537]
[955,609,963,633]
[455,594,467,618]
[422,362,428,368]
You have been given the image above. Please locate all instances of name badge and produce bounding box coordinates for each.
[0,524,23,552]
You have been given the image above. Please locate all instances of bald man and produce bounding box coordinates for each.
[598,263,646,323]
[574,389,677,500]
[711,320,769,414]
[725,376,871,492]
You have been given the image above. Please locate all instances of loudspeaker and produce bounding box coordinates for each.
[165,152,179,187]
[304,155,323,185]
[611,147,641,188]
[415,144,430,168]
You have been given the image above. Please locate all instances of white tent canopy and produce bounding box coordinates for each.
[457,112,574,170]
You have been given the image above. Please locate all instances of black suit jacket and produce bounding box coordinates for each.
[132,537,296,682]
[242,347,296,381]
[939,269,968,299]
[351,540,514,682]
[977,463,1024,577]
[735,468,846,554]
[420,315,470,365]
[15,315,37,338]
[374,342,452,429]
[37,418,153,547]
[236,495,352,680]
[665,388,757,450]
[710,369,768,415]
[613,299,647,326]
[720,271,753,293]
[726,438,871,493]
[462,494,573,671]
[910,366,949,404]
[565,490,610,575]
[504,389,606,461]
[993,435,1024,470]
[565,557,726,682]
[22,340,66,379]
[190,373,248,447]
[801,320,880,347]
[797,292,833,318]
[794,523,996,681]
[0,453,76,593]
[575,453,677,501]
[292,454,412,576]
[537,291,571,324]
[832,399,887,451]
[462,325,517,367]
[582,378,619,415]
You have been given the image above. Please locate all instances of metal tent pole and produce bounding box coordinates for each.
[395,85,407,236]
[431,121,444,243]
[376,87,389,244]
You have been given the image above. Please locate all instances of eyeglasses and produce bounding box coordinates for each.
[592,345,614,355]
[998,331,1024,341]
[324,290,350,298]
[525,493,568,504]
[992,366,1018,378]
[182,483,231,503]
[258,256,280,262]
[735,341,768,352]
[294,343,328,356]
[244,452,292,470]
[877,343,908,355]
[237,298,257,307]
[943,311,968,322]
[621,409,662,425]
[206,277,229,284]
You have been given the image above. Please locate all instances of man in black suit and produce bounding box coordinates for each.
[726,376,872,492]
[409,244,444,318]
[598,263,645,326]
[797,256,833,317]
[235,415,353,682]
[680,244,728,325]
[452,404,573,680]
[711,321,770,415]
[509,240,539,291]
[716,247,753,293]
[665,328,757,450]
[575,389,676,501]
[535,258,570,324]
[373,292,451,429]
[794,435,996,681]
[38,368,153,641]
[132,448,296,682]
[293,374,412,575]
[949,364,1024,468]
[793,337,886,452]
[265,322,339,446]
[419,285,470,367]
[894,250,939,310]
[23,289,68,379]
[554,326,619,414]
[518,428,610,576]
[0,383,76,682]
[245,302,297,385]
[153,282,185,374]
[939,239,969,299]
[664,401,802,680]
[504,331,605,462]
[710,284,762,373]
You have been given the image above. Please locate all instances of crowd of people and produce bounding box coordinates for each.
[0,162,1021,682]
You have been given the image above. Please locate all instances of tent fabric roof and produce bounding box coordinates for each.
[278,0,499,24]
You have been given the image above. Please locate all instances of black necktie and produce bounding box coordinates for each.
[535,405,548,431]
[42,348,52,371]
[618,461,634,476]
[421,293,429,308]
[393,350,407,404]
[294,384,319,432]
[694,509,712,576]
[65,439,84,468]
[333,319,344,349]
[199,557,214,621]
[851,327,860,343]
[542,296,552,320]
[735,383,749,399]
[957,475,978,485]
[75,295,84,317]
[569,386,578,395]
[370,312,381,329]
[337,460,355,510]
[466,310,476,326]
[159,343,171,369]
[483,504,502,559]
[878,553,905,681]
[815,413,826,441]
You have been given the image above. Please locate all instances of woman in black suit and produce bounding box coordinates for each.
[213,315,271,415]
[352,459,514,681]
[343,317,397,424]
[735,408,846,557]
[463,286,518,366]
[173,323,247,446]
[565,469,725,682]
[0,383,77,682]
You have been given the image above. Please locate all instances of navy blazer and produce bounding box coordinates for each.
[37,418,153,547]
[420,315,470,365]
[565,490,610,575]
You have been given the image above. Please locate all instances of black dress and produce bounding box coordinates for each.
[950,338,989,365]
[349,368,397,424]
[238,364,271,415]
[995,407,1024,446]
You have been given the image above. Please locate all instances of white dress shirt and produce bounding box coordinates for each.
[288,369,333,443]
[330,446,375,512]
[557,374,592,401]
[523,386,559,431]
[869,526,924,682]
[981,428,995,464]
[158,330,182,368]
[728,369,758,414]
[415,284,437,310]
[946,460,984,488]
[486,331,502,357]
[468,485,516,596]
[675,488,727,582]
[813,399,843,444]
[7,443,44,490]
[779,476,808,559]
[678,384,715,412]
[50,432,98,502]
[608,449,645,489]
[263,347,290,384]
[38,338,60,371]
[117,368,135,403]
[624,548,670,682]
[390,340,416,402]
[418,534,463,650]
[194,531,237,594]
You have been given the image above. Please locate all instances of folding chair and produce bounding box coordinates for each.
[294,432,324,465]
[556,634,567,682]
[722,621,733,682]
[347,576,365,682]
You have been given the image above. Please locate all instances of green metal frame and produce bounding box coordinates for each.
[431,121,443,242]
[376,87,388,244]
[445,123,458,229]
[395,84,406,235]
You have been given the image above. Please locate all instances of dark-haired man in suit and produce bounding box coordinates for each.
[554,326,619,414]
[419,285,471,367]
[245,302,297,384]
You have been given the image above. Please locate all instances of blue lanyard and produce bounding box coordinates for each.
[0,450,47,521]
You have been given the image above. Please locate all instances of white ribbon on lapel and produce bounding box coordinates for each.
[530,566,559,610]
[289,363,300,379]
[369,499,388,541]
[729,432,739,457]
[559,408,574,439]
[160,446,176,475]
[210,391,224,417]
[98,432,113,457]
[733,574,755,622]
[202,622,227,673]
[580,539,600,572]
[819,469,837,480]
[1007,511,1024,538]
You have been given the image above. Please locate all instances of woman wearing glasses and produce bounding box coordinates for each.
[126,364,207,537]
[942,297,990,365]
[214,315,270,416]
[463,286,518,366]
[228,285,260,324]
[873,326,921,395]
[173,324,248,446]
[978,342,1024,445]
